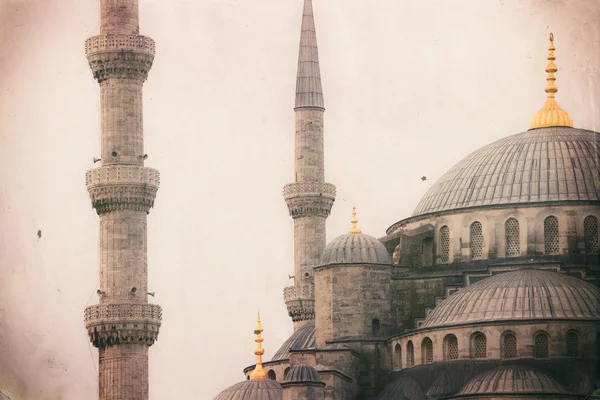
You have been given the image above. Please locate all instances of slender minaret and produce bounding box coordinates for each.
[83,1,162,399]
[283,0,336,330]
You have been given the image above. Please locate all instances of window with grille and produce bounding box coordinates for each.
[422,337,433,364]
[544,216,559,254]
[268,370,276,380]
[440,226,450,262]
[444,334,458,360]
[395,344,402,369]
[470,222,483,258]
[534,333,549,358]
[566,332,579,357]
[505,218,520,256]
[503,333,517,359]
[584,216,599,254]
[407,341,414,368]
[471,333,486,358]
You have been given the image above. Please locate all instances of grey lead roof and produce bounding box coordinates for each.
[421,269,600,329]
[212,380,282,400]
[320,233,392,266]
[412,127,600,217]
[271,320,316,361]
[295,0,324,109]
[456,365,569,396]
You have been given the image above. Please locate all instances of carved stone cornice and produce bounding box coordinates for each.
[86,166,160,215]
[284,183,336,219]
[284,285,315,322]
[86,34,155,83]
[84,303,162,348]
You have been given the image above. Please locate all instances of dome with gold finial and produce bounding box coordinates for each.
[391,34,600,222]
[320,207,391,266]
[212,314,283,400]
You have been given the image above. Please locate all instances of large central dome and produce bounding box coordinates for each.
[412,127,600,217]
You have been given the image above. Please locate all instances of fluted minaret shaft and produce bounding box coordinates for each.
[84,1,162,399]
[284,0,335,331]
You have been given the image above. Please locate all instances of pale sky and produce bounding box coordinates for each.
[0,0,598,399]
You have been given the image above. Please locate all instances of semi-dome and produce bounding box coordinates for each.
[321,208,391,265]
[455,365,570,397]
[284,365,321,383]
[271,320,315,361]
[213,380,283,400]
[376,377,427,400]
[421,269,600,329]
[411,127,600,217]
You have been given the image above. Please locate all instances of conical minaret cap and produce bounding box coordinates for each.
[530,33,573,129]
[295,0,325,109]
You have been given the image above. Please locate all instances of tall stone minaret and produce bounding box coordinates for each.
[284,0,336,331]
[83,1,162,399]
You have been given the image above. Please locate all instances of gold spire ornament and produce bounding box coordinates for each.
[249,312,268,380]
[530,33,573,129]
[348,206,362,234]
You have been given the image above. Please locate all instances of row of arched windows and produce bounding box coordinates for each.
[393,330,581,369]
[438,214,599,262]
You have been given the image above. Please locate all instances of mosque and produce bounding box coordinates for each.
[212,0,600,399]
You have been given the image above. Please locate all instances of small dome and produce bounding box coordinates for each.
[213,380,282,400]
[271,320,315,361]
[321,233,391,265]
[421,269,600,329]
[456,365,569,396]
[376,377,426,400]
[284,365,321,383]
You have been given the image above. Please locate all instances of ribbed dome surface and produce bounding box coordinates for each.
[271,320,315,361]
[320,233,391,265]
[213,380,282,400]
[457,365,568,396]
[376,377,427,400]
[284,365,321,383]
[421,269,600,329]
[412,127,600,217]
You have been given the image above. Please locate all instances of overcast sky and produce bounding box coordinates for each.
[0,0,598,399]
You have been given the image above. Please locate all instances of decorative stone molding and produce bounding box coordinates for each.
[86,34,155,82]
[284,183,336,219]
[284,285,315,322]
[84,303,162,348]
[86,166,160,214]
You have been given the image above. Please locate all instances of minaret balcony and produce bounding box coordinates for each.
[283,183,336,219]
[86,34,155,82]
[284,286,315,322]
[86,165,160,214]
[84,303,162,348]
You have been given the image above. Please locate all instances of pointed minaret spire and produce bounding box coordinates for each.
[283,0,336,331]
[295,0,325,110]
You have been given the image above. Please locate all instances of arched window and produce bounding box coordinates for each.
[544,216,559,254]
[372,319,380,336]
[502,332,517,359]
[440,226,450,262]
[470,221,483,258]
[505,218,520,256]
[406,340,414,368]
[421,337,433,364]
[284,367,290,380]
[584,216,599,254]
[566,331,579,357]
[534,332,549,358]
[471,332,486,358]
[444,334,458,360]
[394,344,402,369]
[268,370,276,381]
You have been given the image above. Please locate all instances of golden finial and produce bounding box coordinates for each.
[348,206,362,234]
[530,33,573,129]
[249,312,268,380]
